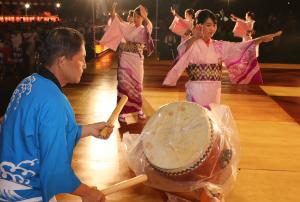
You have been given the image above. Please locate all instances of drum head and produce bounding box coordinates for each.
[142,102,213,173]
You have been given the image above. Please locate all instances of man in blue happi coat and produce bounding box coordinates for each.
[0,27,113,202]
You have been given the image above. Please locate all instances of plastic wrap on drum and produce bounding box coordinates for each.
[123,103,240,202]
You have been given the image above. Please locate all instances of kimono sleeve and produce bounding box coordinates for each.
[103,17,113,32]
[217,40,261,84]
[163,43,194,86]
[145,20,153,34]
[169,16,190,37]
[100,17,124,51]
[38,99,81,201]
[232,20,248,38]
[144,21,154,56]
[176,37,192,58]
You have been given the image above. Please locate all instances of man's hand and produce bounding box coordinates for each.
[81,122,114,138]
[81,187,105,202]
[73,183,106,202]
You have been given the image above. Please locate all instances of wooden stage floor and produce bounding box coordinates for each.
[56,54,300,202]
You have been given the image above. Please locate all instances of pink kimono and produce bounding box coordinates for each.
[232,19,255,41]
[163,39,262,107]
[100,17,154,114]
[169,16,193,42]
[176,37,191,58]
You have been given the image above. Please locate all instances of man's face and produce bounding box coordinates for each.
[61,44,86,84]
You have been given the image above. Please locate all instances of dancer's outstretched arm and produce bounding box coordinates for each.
[254,31,283,45]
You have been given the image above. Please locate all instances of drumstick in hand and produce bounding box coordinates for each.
[99,95,128,139]
[101,174,148,195]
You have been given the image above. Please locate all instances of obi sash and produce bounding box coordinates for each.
[186,63,222,81]
[119,41,145,57]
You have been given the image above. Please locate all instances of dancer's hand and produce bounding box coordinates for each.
[112,2,117,10]
[192,24,203,39]
[140,5,148,19]
[256,30,283,44]
[111,2,118,17]
[230,14,237,21]
[171,7,176,16]
[262,31,283,42]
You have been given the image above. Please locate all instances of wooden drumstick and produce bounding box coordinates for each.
[101,174,148,195]
[99,95,128,139]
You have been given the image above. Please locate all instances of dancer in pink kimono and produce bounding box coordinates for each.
[169,7,194,42]
[100,4,154,123]
[163,9,282,108]
[231,11,255,41]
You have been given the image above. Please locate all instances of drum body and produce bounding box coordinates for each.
[141,102,233,201]
[142,102,232,180]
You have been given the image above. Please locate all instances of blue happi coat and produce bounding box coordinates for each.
[0,72,82,201]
